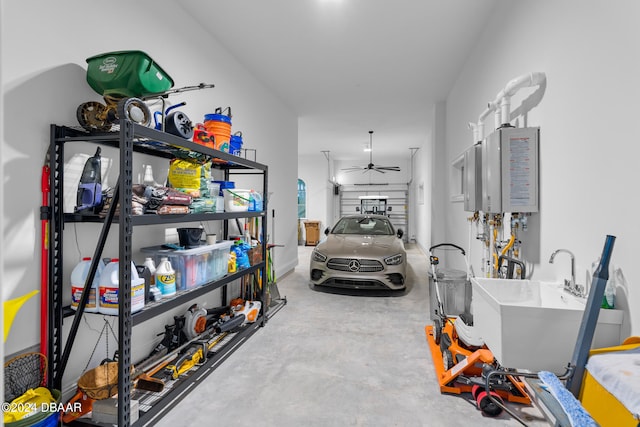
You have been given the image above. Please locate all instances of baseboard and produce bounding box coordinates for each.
[276,258,298,281]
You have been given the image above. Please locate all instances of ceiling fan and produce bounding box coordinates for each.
[342,131,401,173]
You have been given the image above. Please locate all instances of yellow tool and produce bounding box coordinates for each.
[4,290,39,342]
[171,332,229,378]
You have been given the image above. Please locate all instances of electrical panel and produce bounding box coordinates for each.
[481,127,539,213]
[463,143,482,212]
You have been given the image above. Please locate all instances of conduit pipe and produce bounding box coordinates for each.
[473,72,547,142]
[468,122,479,144]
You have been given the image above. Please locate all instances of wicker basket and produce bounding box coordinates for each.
[78,362,119,400]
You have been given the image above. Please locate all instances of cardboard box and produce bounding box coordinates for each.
[304,221,321,246]
[248,245,263,266]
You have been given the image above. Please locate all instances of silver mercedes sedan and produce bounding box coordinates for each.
[309,214,406,291]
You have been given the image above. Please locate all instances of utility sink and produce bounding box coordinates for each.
[471,278,623,372]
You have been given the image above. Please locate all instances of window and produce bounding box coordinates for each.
[450,154,464,202]
[297,179,306,218]
[331,217,393,235]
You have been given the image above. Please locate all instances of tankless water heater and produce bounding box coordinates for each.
[481,127,539,214]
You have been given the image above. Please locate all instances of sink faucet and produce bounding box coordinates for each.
[549,249,584,297]
[497,255,526,279]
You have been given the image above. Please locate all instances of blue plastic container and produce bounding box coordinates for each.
[32,412,60,427]
[230,132,243,156]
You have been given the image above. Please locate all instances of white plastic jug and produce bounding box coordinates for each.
[98,259,145,315]
[156,257,176,298]
[71,257,105,313]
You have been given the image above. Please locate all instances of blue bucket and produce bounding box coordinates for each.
[203,113,232,125]
[31,412,60,427]
[213,181,235,196]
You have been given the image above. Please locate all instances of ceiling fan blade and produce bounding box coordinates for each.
[375,166,401,171]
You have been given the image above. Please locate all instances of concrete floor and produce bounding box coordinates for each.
[154,244,551,427]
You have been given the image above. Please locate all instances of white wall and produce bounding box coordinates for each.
[441,0,639,338]
[1,0,298,393]
[428,102,446,253]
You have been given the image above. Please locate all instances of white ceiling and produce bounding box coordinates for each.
[177,0,501,161]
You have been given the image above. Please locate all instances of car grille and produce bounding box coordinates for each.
[326,258,384,273]
[327,278,387,289]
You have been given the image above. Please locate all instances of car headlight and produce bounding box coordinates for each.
[384,254,403,265]
[312,249,327,263]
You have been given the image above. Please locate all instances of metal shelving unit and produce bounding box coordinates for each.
[45,118,277,426]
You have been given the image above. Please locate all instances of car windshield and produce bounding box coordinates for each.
[331,217,394,236]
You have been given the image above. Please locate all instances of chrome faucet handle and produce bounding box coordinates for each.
[563,278,574,292]
[563,279,586,297]
[550,248,576,289]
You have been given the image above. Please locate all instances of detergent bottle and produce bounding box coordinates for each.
[602,267,616,309]
[70,257,105,313]
[251,190,263,211]
[228,251,237,274]
[156,257,176,298]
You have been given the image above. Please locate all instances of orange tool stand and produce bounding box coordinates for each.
[425,322,531,405]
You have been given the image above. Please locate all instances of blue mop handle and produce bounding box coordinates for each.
[566,234,616,397]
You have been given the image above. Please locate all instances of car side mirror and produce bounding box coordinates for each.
[387,206,392,211]
[355,207,360,212]
[324,227,330,236]
[396,229,404,239]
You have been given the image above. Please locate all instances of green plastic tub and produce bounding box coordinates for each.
[85,50,174,99]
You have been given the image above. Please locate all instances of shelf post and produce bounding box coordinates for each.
[118,118,134,426]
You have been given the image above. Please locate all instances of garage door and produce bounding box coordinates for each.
[339,183,409,242]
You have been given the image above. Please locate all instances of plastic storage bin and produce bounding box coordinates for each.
[223,188,251,212]
[429,268,470,320]
[142,241,234,291]
[580,340,640,426]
